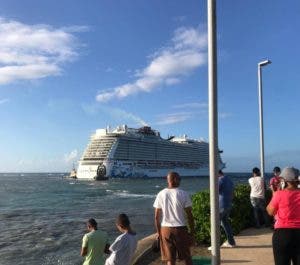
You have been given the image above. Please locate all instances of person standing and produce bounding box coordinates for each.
[153,171,195,265]
[81,218,110,265]
[248,167,270,228]
[105,213,137,265]
[270,166,282,193]
[218,170,236,247]
[267,167,300,265]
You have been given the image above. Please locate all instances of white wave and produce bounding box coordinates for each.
[44,237,54,242]
[113,192,155,198]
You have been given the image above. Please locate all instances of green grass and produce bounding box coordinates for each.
[192,256,211,265]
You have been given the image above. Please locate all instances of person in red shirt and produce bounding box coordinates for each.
[269,166,282,193]
[267,167,300,265]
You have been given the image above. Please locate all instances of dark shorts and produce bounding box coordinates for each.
[160,226,192,261]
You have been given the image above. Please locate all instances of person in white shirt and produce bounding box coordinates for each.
[248,167,270,228]
[153,171,195,265]
[105,213,137,265]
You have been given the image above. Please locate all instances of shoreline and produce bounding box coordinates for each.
[132,234,157,264]
[132,234,211,265]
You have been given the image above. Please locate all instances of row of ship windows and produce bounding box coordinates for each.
[84,150,208,158]
[118,144,209,150]
[115,144,209,151]
[114,156,207,163]
[84,155,108,158]
[115,146,208,153]
[113,152,207,157]
[114,151,208,157]
[83,153,208,161]
[83,152,209,160]
[117,141,208,148]
[85,148,111,152]
[88,145,113,149]
[117,161,209,169]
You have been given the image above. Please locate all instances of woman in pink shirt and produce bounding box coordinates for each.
[267,167,300,265]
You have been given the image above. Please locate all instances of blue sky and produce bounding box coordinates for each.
[0,0,299,172]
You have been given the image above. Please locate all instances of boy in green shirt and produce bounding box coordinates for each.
[81,218,110,265]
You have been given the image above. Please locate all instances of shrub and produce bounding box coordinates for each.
[191,184,268,244]
[191,189,212,244]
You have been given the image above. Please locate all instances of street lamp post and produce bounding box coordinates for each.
[258,60,271,178]
[207,0,220,264]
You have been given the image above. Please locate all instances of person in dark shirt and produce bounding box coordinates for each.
[218,170,236,247]
[209,170,236,250]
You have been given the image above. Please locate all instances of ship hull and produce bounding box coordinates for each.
[77,159,225,179]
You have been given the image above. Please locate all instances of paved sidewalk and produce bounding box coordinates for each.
[132,227,274,264]
[220,227,273,265]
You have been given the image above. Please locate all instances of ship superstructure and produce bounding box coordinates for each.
[76,125,225,179]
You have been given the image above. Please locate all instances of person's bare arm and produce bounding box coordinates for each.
[81,247,88,257]
[185,207,195,234]
[154,208,162,237]
[266,203,276,216]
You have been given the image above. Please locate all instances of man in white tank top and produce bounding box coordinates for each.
[248,167,270,228]
[153,172,195,265]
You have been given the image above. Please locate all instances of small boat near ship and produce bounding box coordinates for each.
[76,125,225,180]
[68,165,77,179]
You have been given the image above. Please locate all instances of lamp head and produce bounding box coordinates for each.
[258,60,272,67]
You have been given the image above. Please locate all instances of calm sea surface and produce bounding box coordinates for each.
[0,173,260,265]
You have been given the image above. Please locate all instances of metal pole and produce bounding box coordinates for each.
[258,65,265,178]
[207,0,220,264]
[257,60,271,179]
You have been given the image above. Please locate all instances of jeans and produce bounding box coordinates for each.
[220,207,235,246]
[273,228,300,265]
[250,197,270,227]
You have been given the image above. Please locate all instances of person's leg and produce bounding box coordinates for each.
[161,227,176,265]
[174,227,193,265]
[250,197,261,228]
[220,208,236,245]
[291,229,300,265]
[184,256,193,265]
[167,261,176,265]
[257,198,270,226]
[273,229,292,265]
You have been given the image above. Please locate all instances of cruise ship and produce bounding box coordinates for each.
[76,125,225,180]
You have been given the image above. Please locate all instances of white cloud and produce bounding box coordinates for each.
[96,26,207,102]
[64,149,78,163]
[155,112,193,125]
[0,98,9,105]
[0,17,84,84]
[219,112,232,119]
[105,67,113,72]
[153,101,209,125]
[81,103,148,127]
[173,102,208,109]
[172,27,207,50]
[154,107,231,126]
[107,107,148,126]
[173,16,186,23]
[15,155,77,172]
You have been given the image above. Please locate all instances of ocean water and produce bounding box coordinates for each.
[0,173,254,265]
